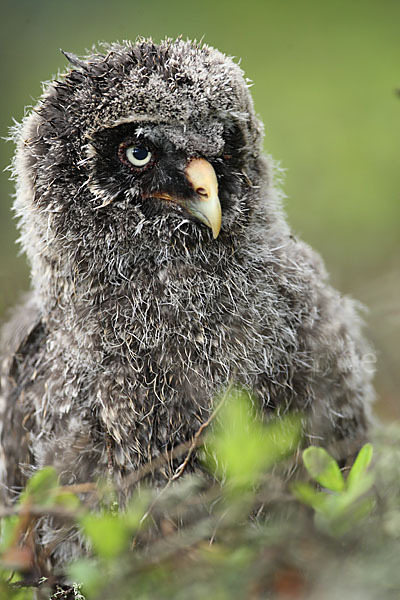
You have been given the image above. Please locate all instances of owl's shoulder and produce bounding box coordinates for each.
[0,296,48,491]
[1,295,47,394]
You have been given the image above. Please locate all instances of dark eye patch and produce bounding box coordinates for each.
[88,123,159,189]
[90,123,141,159]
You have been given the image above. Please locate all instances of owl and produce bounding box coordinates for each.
[0,38,373,569]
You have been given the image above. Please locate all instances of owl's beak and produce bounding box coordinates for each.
[183,159,222,239]
[147,158,222,239]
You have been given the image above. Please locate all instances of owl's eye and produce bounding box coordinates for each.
[125,145,152,167]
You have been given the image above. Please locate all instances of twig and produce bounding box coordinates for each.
[122,382,234,490]
[170,382,234,481]
[121,438,201,491]
[0,504,84,520]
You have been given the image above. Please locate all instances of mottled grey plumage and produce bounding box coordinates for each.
[1,38,373,567]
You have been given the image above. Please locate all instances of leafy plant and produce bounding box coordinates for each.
[203,387,302,492]
[0,466,88,599]
[293,443,374,535]
[3,392,400,600]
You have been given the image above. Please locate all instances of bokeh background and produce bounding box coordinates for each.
[0,0,399,418]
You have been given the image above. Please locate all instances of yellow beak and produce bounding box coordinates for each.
[145,158,222,239]
[183,158,222,239]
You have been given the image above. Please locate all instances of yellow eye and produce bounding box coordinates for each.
[125,146,152,167]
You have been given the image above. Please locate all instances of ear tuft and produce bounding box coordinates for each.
[61,50,88,71]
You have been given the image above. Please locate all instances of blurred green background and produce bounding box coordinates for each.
[0,0,399,417]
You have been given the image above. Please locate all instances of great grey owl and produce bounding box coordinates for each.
[1,38,373,568]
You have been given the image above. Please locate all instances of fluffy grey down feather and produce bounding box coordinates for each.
[0,38,374,569]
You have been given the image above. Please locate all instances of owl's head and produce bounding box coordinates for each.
[13,39,273,293]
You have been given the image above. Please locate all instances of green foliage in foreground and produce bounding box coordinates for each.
[1,390,400,599]
[293,443,374,536]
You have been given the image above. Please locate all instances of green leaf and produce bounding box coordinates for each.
[343,474,375,504]
[125,490,150,530]
[291,482,327,511]
[315,496,375,537]
[295,444,375,537]
[0,516,19,551]
[67,558,103,597]
[81,514,129,559]
[262,413,303,469]
[302,446,345,492]
[20,467,59,507]
[346,443,373,491]
[204,388,301,490]
[0,571,36,599]
[54,491,81,510]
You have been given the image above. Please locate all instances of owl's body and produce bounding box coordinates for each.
[1,39,373,567]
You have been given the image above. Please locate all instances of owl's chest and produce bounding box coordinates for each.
[47,329,232,480]
[34,272,271,477]
[93,323,232,433]
[91,303,270,466]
